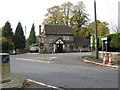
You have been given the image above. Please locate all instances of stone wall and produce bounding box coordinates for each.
[40,35,74,53]
[92,51,120,62]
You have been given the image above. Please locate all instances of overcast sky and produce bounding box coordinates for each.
[0,0,119,38]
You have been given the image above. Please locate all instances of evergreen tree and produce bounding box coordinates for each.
[2,21,14,53]
[28,23,36,45]
[13,22,25,49]
[2,21,13,39]
[0,27,4,37]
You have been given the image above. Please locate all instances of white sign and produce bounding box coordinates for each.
[90,36,93,44]
[101,37,107,41]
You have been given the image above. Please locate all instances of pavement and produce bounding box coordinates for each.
[20,79,63,90]
[1,74,62,90]
[81,55,120,70]
[0,73,24,89]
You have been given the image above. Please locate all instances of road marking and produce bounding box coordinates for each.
[25,53,40,54]
[49,57,57,60]
[27,79,59,89]
[14,58,50,63]
[14,57,57,63]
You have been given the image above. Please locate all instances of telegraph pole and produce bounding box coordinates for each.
[94,0,98,59]
[25,26,26,39]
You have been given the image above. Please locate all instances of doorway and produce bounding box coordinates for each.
[57,44,63,53]
[55,38,64,53]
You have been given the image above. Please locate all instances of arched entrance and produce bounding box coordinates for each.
[55,38,64,53]
[57,44,63,53]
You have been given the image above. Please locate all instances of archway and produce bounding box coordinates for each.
[55,38,64,53]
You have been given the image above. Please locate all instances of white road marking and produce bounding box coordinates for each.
[25,53,40,54]
[13,57,57,63]
[49,57,57,60]
[27,79,58,89]
[14,58,50,63]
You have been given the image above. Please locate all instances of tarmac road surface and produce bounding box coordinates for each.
[10,52,118,88]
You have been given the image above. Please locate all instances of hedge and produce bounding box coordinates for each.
[93,33,120,52]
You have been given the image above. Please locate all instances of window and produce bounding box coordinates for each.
[63,36,69,40]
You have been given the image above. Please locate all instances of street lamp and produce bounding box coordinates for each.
[94,0,98,59]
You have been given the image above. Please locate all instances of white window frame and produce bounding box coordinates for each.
[63,36,69,40]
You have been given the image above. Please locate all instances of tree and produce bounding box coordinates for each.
[43,1,89,36]
[0,37,14,53]
[110,33,120,51]
[0,26,4,37]
[13,22,25,49]
[2,21,13,39]
[70,1,89,36]
[61,2,73,25]
[1,22,14,53]
[87,20,110,36]
[28,23,36,45]
[43,6,61,25]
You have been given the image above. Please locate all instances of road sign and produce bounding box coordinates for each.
[40,43,44,49]
[101,37,107,41]
[2,55,9,63]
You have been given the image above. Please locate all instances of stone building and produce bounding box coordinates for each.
[39,25,74,53]
[73,36,90,52]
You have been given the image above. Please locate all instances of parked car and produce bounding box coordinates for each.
[30,46,39,53]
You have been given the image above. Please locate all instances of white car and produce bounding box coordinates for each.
[30,46,39,53]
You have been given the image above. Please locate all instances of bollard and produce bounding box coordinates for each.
[0,53,11,84]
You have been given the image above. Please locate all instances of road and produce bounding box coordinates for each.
[10,52,118,88]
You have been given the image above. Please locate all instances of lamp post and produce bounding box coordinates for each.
[94,0,98,59]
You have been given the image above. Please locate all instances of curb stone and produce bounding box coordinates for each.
[82,58,120,70]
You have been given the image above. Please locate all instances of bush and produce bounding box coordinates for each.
[31,43,38,47]
[0,37,14,53]
[110,33,120,49]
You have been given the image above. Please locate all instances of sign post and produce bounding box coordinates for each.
[105,41,108,52]
[101,37,108,58]
[90,36,93,52]
[40,43,44,49]
[0,53,11,83]
[101,37,107,52]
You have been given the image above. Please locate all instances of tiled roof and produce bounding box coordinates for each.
[74,36,89,45]
[44,25,74,35]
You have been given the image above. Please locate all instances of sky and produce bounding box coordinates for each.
[0,0,119,38]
